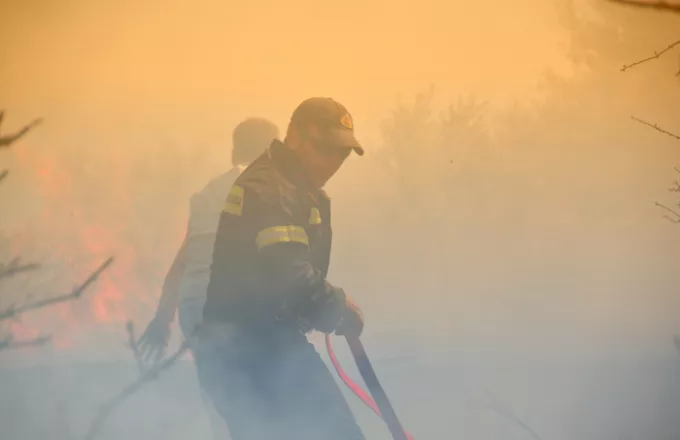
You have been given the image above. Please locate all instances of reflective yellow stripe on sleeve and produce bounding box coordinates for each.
[223,185,244,216]
[309,207,322,225]
[255,225,309,251]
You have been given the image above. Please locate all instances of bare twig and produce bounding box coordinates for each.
[491,403,543,440]
[0,169,7,184]
[0,256,114,321]
[655,201,680,222]
[126,320,146,375]
[620,39,680,72]
[0,117,43,148]
[0,257,41,281]
[480,386,543,440]
[631,116,680,140]
[607,0,680,14]
[82,339,191,440]
[0,334,51,351]
[670,182,680,192]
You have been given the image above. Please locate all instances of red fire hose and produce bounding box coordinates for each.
[325,334,415,440]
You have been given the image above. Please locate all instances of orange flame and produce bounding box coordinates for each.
[8,141,186,352]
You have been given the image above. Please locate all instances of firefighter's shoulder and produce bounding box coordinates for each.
[222,160,291,218]
[191,168,240,212]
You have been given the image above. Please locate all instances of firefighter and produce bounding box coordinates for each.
[193,97,367,440]
[0,110,43,148]
[137,118,279,438]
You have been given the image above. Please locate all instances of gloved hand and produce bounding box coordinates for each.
[334,295,364,339]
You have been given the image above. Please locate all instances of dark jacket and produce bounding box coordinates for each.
[203,139,346,332]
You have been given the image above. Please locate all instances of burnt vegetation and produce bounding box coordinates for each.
[610,1,680,225]
[0,113,115,352]
[341,1,680,437]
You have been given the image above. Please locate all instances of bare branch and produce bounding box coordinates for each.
[0,256,114,321]
[125,320,146,376]
[670,179,680,192]
[490,402,543,440]
[0,169,7,184]
[631,116,680,140]
[655,201,680,222]
[0,117,43,148]
[607,0,680,14]
[620,39,680,72]
[480,386,544,440]
[0,334,51,351]
[83,339,191,440]
[0,257,41,281]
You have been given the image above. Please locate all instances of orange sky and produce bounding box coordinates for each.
[0,0,572,145]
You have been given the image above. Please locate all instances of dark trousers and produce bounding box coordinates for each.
[193,320,366,440]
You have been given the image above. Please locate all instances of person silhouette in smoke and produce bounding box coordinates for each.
[138,117,280,439]
[0,110,43,148]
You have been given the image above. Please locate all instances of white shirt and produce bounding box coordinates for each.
[178,165,246,304]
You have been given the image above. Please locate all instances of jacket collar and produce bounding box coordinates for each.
[268,139,314,190]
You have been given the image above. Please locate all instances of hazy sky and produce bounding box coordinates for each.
[1,0,572,144]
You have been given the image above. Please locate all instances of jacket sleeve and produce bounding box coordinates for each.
[206,180,347,330]
[248,187,348,331]
[258,237,347,331]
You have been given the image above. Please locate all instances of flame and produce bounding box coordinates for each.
[6,141,187,353]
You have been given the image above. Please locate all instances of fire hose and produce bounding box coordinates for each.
[325,334,415,440]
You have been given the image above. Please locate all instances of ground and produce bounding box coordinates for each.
[1,336,679,440]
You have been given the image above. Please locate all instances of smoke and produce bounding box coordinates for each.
[1,0,680,439]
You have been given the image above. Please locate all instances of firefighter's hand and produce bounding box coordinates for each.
[137,315,171,363]
[334,296,364,339]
